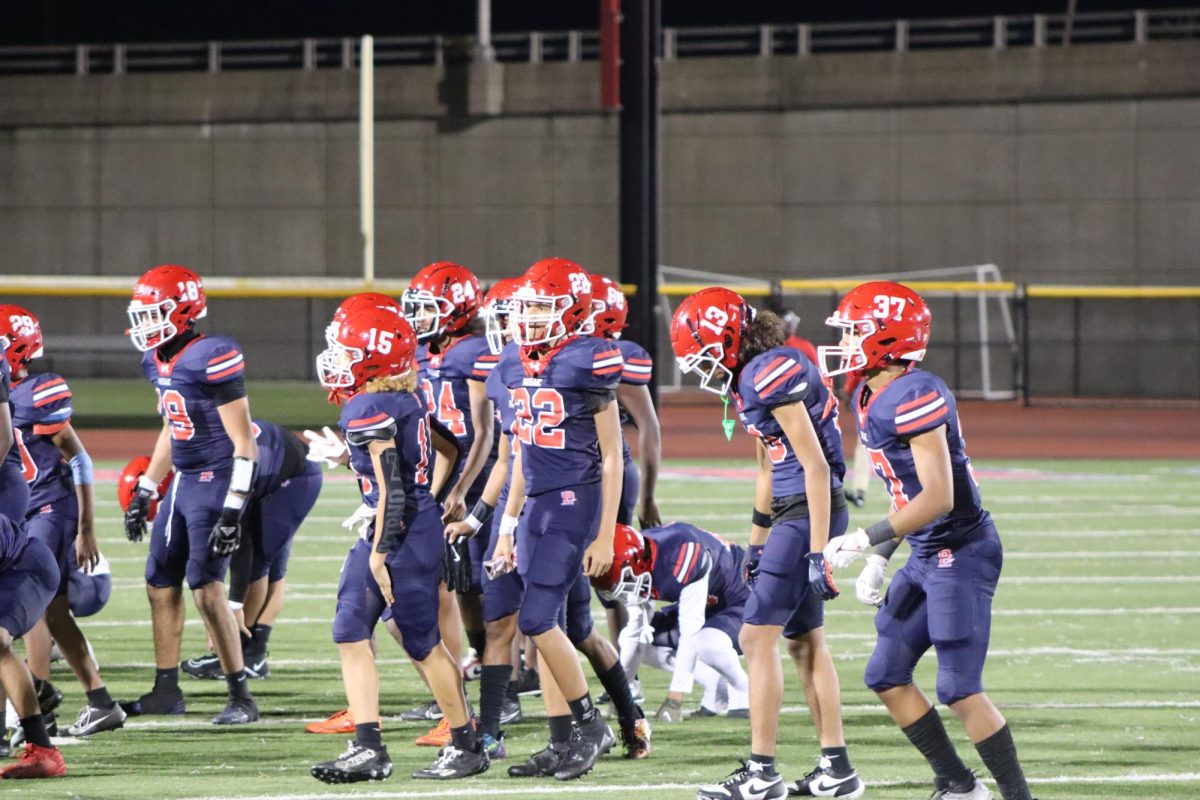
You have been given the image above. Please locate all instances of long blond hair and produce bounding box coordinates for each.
[365,369,417,394]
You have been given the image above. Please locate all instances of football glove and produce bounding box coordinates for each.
[124,479,157,543]
[655,697,684,723]
[303,426,348,469]
[823,528,870,569]
[743,544,764,586]
[856,554,889,607]
[805,552,839,601]
[208,506,242,557]
[443,539,472,595]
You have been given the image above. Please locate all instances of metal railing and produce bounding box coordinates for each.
[1,7,1197,77]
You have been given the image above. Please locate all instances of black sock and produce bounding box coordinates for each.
[822,745,854,777]
[154,667,179,692]
[749,754,777,777]
[976,725,1033,800]
[901,707,975,790]
[86,687,116,710]
[355,721,382,749]
[479,664,511,739]
[225,669,252,701]
[466,629,486,658]
[548,714,574,745]
[596,661,639,726]
[19,714,52,749]
[451,722,479,752]
[566,692,597,725]
[251,623,272,649]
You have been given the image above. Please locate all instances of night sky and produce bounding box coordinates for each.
[2,0,1152,46]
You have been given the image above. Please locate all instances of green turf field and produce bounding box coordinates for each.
[11,459,1200,799]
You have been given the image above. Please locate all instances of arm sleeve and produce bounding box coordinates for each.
[618,600,654,676]
[200,376,247,406]
[668,575,711,695]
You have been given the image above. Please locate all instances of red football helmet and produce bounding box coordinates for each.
[117,456,174,522]
[586,274,628,339]
[402,261,481,343]
[0,305,44,373]
[326,292,402,347]
[591,524,654,602]
[127,265,207,352]
[511,257,593,348]
[481,277,519,355]
[819,281,931,377]
[317,307,417,394]
[669,287,755,396]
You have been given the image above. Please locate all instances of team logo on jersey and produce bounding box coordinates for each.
[560,490,576,506]
[937,548,954,569]
[199,471,215,483]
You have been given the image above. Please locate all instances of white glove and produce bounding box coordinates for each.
[342,503,376,540]
[823,528,871,569]
[856,554,888,607]
[304,426,347,469]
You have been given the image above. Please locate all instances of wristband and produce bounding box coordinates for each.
[751,509,773,529]
[498,514,518,539]
[463,514,483,533]
[228,600,244,612]
[230,456,256,495]
[223,492,246,511]
[469,499,495,529]
[69,451,94,486]
[865,519,898,546]
[137,474,159,495]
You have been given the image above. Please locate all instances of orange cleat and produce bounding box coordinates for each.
[305,709,380,735]
[0,743,66,779]
[621,717,652,760]
[414,717,451,747]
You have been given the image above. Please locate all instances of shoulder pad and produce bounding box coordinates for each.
[891,372,952,437]
[193,337,246,383]
[744,349,812,407]
[346,422,399,447]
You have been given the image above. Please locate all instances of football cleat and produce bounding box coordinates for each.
[481,732,506,760]
[553,718,614,781]
[415,717,451,747]
[119,687,185,716]
[726,708,751,719]
[514,668,541,697]
[399,700,443,721]
[698,761,786,800]
[411,744,490,780]
[306,709,368,735]
[621,717,652,760]
[843,488,866,508]
[507,743,568,778]
[689,706,719,719]
[787,756,865,798]
[932,776,994,800]
[0,743,66,779]
[0,737,10,758]
[244,654,270,679]
[212,698,259,725]
[36,681,63,716]
[655,697,685,723]
[500,694,523,725]
[66,703,127,737]
[311,741,393,784]
[181,652,223,680]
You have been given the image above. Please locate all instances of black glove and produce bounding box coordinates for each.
[743,544,765,586]
[208,506,242,557]
[806,552,839,601]
[443,538,472,595]
[125,483,155,543]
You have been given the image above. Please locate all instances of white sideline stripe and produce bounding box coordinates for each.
[176,773,1200,800]
[661,509,1199,521]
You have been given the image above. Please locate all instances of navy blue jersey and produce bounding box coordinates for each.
[11,373,75,510]
[645,521,747,607]
[613,337,652,460]
[140,335,246,473]
[0,350,19,473]
[856,368,990,556]
[497,336,623,496]
[340,389,439,523]
[0,513,29,574]
[485,342,518,447]
[734,346,845,497]
[417,335,500,480]
[252,419,307,497]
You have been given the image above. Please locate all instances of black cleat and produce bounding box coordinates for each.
[399,700,442,721]
[411,744,490,780]
[212,698,259,725]
[689,706,719,719]
[500,694,523,725]
[514,667,541,697]
[244,653,270,679]
[119,687,186,716]
[311,741,393,784]
[181,652,224,680]
[37,681,64,715]
[507,743,568,778]
[553,719,614,781]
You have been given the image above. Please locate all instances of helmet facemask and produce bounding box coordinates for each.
[127,299,178,352]
[597,565,653,604]
[316,341,364,391]
[677,341,735,396]
[402,289,452,343]
[512,292,571,348]
[483,299,513,355]
[818,314,876,377]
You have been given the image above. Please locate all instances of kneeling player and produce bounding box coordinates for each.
[312,306,486,783]
[595,522,750,720]
[821,282,1036,800]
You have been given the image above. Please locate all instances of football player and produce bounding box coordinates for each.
[119,265,260,725]
[172,418,321,680]
[594,522,750,720]
[672,288,864,800]
[313,305,486,783]
[0,307,125,738]
[489,258,622,780]
[402,262,499,744]
[820,282,1035,800]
